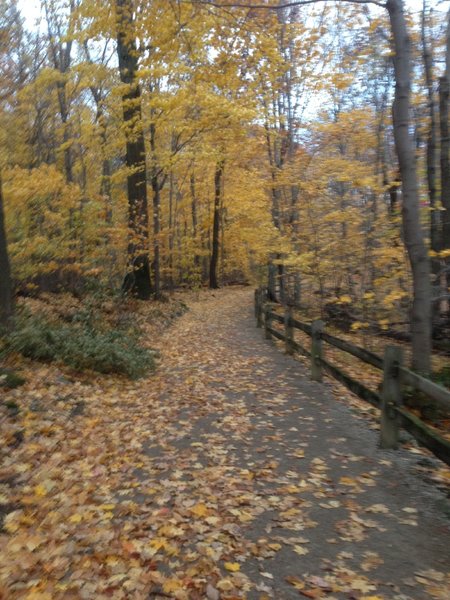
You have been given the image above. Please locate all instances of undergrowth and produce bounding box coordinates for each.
[1,309,155,379]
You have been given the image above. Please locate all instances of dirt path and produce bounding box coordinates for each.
[1,289,449,599]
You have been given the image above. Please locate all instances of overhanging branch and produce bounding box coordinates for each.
[186,0,387,10]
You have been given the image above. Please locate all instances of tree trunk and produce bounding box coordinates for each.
[387,0,431,374]
[209,161,223,289]
[115,0,151,300]
[168,171,174,291]
[149,119,163,299]
[44,0,75,184]
[440,8,450,254]
[267,262,278,302]
[421,1,440,256]
[0,173,14,330]
[191,173,200,271]
[151,171,161,299]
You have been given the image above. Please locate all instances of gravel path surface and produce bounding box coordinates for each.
[141,288,450,599]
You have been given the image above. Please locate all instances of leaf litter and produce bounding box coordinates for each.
[0,289,449,599]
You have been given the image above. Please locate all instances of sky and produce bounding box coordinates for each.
[18,0,445,31]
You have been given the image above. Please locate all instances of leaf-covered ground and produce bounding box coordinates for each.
[1,288,449,599]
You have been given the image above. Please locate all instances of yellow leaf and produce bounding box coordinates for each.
[34,484,47,497]
[351,579,376,593]
[339,477,357,486]
[149,538,166,550]
[163,578,183,593]
[286,575,305,590]
[268,543,282,551]
[293,545,309,555]
[216,578,234,591]
[69,513,83,523]
[224,562,241,572]
[292,449,305,458]
[190,503,208,517]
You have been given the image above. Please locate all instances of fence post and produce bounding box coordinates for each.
[311,320,324,382]
[264,304,272,340]
[256,294,264,327]
[284,305,294,355]
[380,345,403,449]
[257,293,264,328]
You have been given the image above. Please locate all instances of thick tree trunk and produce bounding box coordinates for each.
[387,0,431,374]
[0,173,14,330]
[115,0,151,300]
[209,161,223,289]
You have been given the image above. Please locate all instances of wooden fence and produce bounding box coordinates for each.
[254,288,450,466]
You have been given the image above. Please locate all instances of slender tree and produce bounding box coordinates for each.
[0,173,13,329]
[440,7,450,255]
[209,160,223,289]
[44,0,77,184]
[421,1,439,257]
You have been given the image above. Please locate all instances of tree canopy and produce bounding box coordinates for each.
[1,0,449,371]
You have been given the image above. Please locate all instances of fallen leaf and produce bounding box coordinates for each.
[224,562,241,572]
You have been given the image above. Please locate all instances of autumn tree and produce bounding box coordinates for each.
[440,7,450,288]
[115,0,151,299]
[0,0,27,328]
[0,175,13,330]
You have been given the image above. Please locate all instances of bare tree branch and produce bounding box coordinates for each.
[185,0,387,11]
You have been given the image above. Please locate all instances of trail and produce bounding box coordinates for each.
[0,289,449,599]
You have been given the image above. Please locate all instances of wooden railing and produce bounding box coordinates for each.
[254,288,450,466]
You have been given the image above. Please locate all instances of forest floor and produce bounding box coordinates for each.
[1,288,450,600]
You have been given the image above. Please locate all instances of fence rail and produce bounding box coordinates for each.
[254,287,450,466]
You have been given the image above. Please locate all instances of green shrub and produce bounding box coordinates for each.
[5,315,58,361]
[2,312,154,379]
[56,327,154,378]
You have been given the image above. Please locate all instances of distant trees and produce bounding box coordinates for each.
[1,0,449,371]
